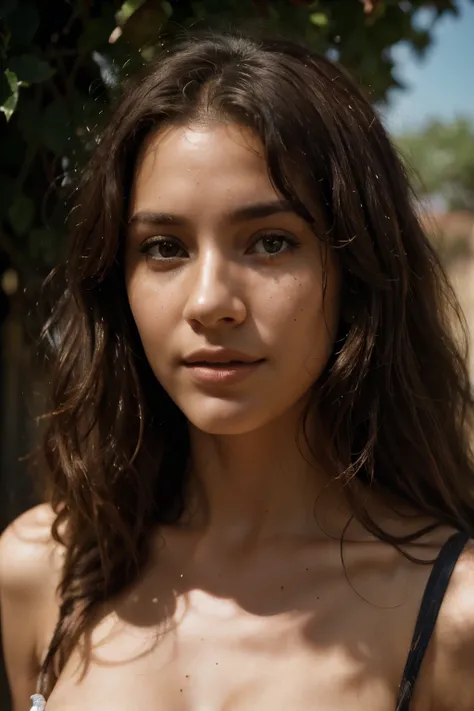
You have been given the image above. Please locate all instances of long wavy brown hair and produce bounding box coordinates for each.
[37,31,474,696]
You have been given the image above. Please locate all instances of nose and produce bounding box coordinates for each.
[182,248,247,330]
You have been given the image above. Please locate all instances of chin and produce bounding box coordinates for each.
[180,397,274,436]
[191,420,253,436]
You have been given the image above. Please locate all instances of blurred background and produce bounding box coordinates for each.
[0,0,473,705]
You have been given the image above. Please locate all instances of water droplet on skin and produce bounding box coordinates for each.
[152,597,158,603]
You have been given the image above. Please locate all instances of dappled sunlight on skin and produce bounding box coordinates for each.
[45,525,450,711]
[42,469,456,711]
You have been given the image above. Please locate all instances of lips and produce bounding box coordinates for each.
[182,349,264,366]
[184,360,264,367]
[181,350,265,384]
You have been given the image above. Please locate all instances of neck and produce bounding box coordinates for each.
[182,404,351,547]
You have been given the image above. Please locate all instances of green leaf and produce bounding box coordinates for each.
[116,0,146,25]
[41,100,70,155]
[7,193,35,235]
[0,0,17,20]
[6,3,40,46]
[161,0,173,19]
[310,12,329,27]
[117,0,167,49]
[0,70,19,121]
[8,54,55,83]
[410,28,431,55]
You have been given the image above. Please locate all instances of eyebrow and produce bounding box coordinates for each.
[128,199,298,227]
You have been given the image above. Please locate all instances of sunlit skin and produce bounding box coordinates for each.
[1,123,471,711]
[124,122,341,541]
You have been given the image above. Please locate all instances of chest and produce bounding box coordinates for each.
[44,580,418,711]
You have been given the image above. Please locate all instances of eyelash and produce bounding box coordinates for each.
[139,232,300,262]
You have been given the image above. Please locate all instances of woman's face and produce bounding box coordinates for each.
[125,123,340,435]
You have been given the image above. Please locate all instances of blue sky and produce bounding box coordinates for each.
[384,0,474,133]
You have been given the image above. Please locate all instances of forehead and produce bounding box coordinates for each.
[129,123,282,219]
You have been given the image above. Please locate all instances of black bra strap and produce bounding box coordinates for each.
[396,531,469,710]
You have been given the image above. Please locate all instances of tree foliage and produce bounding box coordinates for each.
[398,117,474,211]
[0,0,470,282]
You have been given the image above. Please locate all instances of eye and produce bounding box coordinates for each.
[140,237,188,260]
[250,233,299,256]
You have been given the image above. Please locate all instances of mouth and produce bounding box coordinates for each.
[181,358,266,384]
[183,359,265,368]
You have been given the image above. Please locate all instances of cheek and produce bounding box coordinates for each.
[126,273,179,351]
[256,272,339,351]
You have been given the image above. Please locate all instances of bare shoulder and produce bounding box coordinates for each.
[0,503,63,599]
[0,504,63,710]
[427,537,474,710]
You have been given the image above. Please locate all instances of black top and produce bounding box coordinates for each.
[396,531,470,710]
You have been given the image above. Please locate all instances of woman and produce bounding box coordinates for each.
[0,31,473,711]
